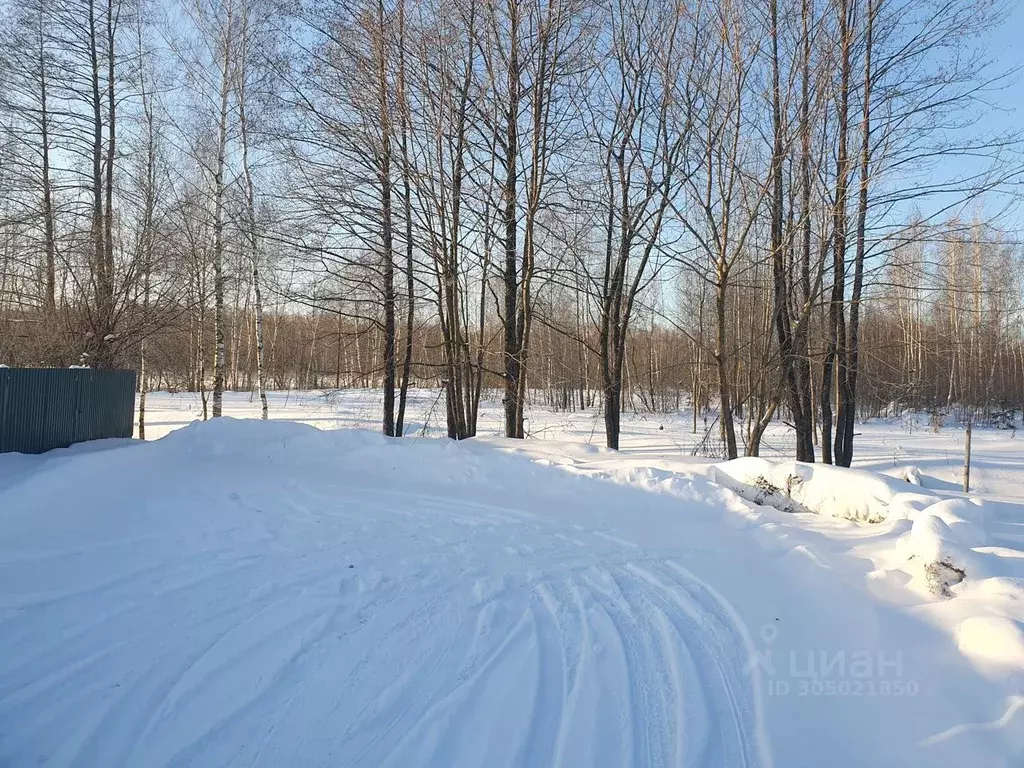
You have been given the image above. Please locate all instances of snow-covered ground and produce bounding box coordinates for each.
[138,388,1024,501]
[0,390,1022,766]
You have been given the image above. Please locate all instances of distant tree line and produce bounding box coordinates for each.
[0,0,1021,461]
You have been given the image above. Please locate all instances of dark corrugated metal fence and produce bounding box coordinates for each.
[0,368,137,454]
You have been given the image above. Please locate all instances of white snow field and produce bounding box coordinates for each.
[137,388,1024,500]
[0,391,1022,767]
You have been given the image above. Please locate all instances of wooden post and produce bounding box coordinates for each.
[963,419,973,493]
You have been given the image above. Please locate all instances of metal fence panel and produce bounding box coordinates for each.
[0,368,137,454]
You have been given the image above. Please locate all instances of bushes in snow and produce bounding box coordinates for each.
[712,457,927,523]
[713,458,996,599]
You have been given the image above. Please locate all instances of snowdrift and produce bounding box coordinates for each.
[712,457,996,594]
[709,455,1024,679]
[711,457,935,523]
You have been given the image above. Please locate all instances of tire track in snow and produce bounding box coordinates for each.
[550,580,591,766]
[338,597,476,766]
[658,560,773,767]
[148,590,349,768]
[381,603,537,767]
[512,584,568,767]
[101,570,356,767]
[623,562,767,768]
[577,566,646,766]
[336,511,772,768]
[1,477,776,768]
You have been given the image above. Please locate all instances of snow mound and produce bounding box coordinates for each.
[902,466,923,486]
[161,415,321,449]
[957,616,1024,671]
[703,453,1024,714]
[712,457,926,522]
[921,499,989,547]
[895,514,975,596]
[152,416,394,463]
[710,459,1006,601]
[889,499,999,597]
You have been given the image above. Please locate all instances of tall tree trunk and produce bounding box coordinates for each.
[102,0,117,365]
[376,0,396,436]
[794,0,815,462]
[137,23,156,439]
[395,0,414,437]
[823,0,852,465]
[716,277,738,459]
[211,2,233,418]
[768,0,813,462]
[237,17,268,420]
[502,2,522,438]
[38,16,55,316]
[839,0,874,466]
[87,0,107,366]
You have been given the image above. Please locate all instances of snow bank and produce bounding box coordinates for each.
[711,457,930,523]
[884,498,995,597]
[151,416,394,464]
[957,616,1024,671]
[895,514,976,596]
[704,453,1024,704]
[710,458,1007,601]
[919,498,989,547]
[902,466,923,486]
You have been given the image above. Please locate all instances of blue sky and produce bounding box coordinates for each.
[971,1,1024,230]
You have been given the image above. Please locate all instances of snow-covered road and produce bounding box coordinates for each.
[1,420,1021,766]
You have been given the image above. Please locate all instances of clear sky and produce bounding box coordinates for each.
[968,0,1024,232]
[989,1,1024,110]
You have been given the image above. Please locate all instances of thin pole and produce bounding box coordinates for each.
[963,419,973,493]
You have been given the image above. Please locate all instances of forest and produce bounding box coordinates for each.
[0,0,1022,461]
